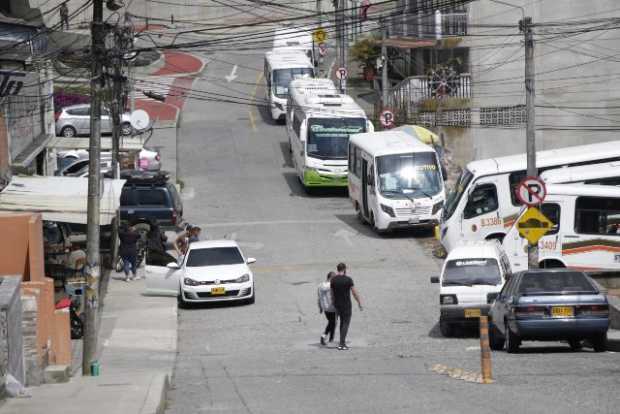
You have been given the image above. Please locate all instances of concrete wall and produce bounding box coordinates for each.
[467,0,620,160]
[0,276,24,395]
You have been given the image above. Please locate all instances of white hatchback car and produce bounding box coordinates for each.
[430,241,510,337]
[145,240,256,306]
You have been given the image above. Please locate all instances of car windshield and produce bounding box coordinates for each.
[307,117,366,159]
[273,68,313,98]
[186,247,244,267]
[377,152,442,198]
[443,168,473,220]
[442,258,502,286]
[518,272,597,295]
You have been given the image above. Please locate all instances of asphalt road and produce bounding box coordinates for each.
[129,3,620,414]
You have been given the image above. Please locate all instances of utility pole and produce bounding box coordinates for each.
[381,22,388,108]
[84,0,104,376]
[521,16,538,269]
[111,62,122,178]
[338,0,346,93]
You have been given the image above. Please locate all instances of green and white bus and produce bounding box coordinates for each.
[286,78,374,189]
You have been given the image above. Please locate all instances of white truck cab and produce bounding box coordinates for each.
[430,241,510,337]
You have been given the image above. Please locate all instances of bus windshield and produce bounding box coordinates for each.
[307,118,366,159]
[443,168,473,220]
[273,68,313,98]
[377,152,442,198]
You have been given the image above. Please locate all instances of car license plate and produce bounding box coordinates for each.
[551,306,574,318]
[211,287,226,295]
[464,308,481,318]
[409,217,420,224]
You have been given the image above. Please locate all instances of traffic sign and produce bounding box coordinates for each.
[380,109,395,128]
[516,176,547,206]
[318,42,327,57]
[313,28,327,43]
[335,67,347,80]
[517,207,553,245]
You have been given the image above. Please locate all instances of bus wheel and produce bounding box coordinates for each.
[485,234,505,243]
[540,260,565,269]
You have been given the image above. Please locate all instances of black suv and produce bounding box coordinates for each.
[119,170,183,230]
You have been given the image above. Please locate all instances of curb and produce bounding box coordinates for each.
[140,373,170,414]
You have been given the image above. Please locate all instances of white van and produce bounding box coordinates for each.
[348,130,445,232]
[430,241,510,337]
[440,140,620,253]
[264,50,314,122]
[286,78,373,189]
[502,183,620,272]
[273,26,314,62]
[541,161,620,186]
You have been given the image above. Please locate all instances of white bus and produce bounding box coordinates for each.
[348,130,445,232]
[273,26,314,62]
[286,78,373,189]
[264,50,314,122]
[541,161,620,186]
[502,183,620,271]
[440,140,620,253]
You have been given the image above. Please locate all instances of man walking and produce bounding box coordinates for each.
[119,225,141,282]
[59,2,69,31]
[330,262,363,350]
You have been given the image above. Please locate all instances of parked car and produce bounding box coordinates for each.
[489,269,609,353]
[430,241,510,337]
[55,104,132,137]
[119,170,183,230]
[136,147,161,171]
[144,240,256,307]
[57,156,113,177]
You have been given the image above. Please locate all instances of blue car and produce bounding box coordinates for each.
[489,269,609,353]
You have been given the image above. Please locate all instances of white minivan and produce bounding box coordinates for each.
[430,241,510,337]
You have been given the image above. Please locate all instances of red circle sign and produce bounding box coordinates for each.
[335,67,347,80]
[516,176,547,206]
[380,109,395,128]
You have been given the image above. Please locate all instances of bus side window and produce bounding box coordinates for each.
[355,148,362,177]
[463,184,498,219]
[349,143,356,175]
[575,196,620,235]
[540,203,560,234]
[509,171,526,206]
[368,164,375,187]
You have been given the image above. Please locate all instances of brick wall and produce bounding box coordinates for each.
[0,113,8,187]
[0,276,24,396]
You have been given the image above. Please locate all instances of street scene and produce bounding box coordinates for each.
[0,1,619,414]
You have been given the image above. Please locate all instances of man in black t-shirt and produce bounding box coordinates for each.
[330,262,363,350]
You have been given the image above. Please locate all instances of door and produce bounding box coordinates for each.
[461,178,501,242]
[367,161,377,219]
[145,264,180,296]
[73,107,90,134]
[362,158,369,218]
[503,215,527,272]
[537,203,562,265]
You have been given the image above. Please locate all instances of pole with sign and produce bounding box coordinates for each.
[515,176,546,269]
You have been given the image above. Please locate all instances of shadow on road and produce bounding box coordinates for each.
[334,213,436,240]
[279,141,294,168]
[282,171,349,198]
[428,322,481,339]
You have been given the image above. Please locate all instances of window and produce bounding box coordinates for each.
[575,196,620,235]
[120,188,135,206]
[585,177,620,186]
[508,171,526,206]
[443,258,502,286]
[348,143,357,176]
[463,183,498,219]
[67,107,89,116]
[186,247,244,267]
[540,203,560,235]
[518,271,596,295]
[354,148,362,177]
[136,189,167,206]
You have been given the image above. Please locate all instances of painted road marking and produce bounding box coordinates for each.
[249,110,256,132]
[249,71,263,132]
[199,219,341,227]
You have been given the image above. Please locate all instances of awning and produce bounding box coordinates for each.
[46,136,146,151]
[0,176,126,225]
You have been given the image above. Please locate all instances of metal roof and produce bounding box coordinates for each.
[47,136,146,151]
[0,176,126,225]
[289,78,366,118]
[350,130,435,157]
[264,50,313,69]
[541,161,620,184]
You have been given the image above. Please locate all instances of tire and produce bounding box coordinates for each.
[439,320,454,337]
[591,333,607,352]
[505,321,521,353]
[568,339,583,351]
[177,290,188,309]
[60,126,77,138]
[489,323,505,351]
[120,122,132,136]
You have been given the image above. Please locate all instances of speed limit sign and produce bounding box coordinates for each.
[380,109,395,128]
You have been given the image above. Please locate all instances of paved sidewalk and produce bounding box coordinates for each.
[1,275,177,414]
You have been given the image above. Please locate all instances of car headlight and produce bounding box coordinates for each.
[432,201,444,215]
[233,274,250,283]
[440,294,458,305]
[184,277,199,286]
[380,204,395,217]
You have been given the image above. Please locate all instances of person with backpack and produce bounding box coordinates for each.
[318,271,337,346]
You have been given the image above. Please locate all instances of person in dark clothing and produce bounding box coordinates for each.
[119,225,141,281]
[330,262,363,350]
[59,2,69,30]
[146,220,176,266]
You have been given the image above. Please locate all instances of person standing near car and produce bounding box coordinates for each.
[59,2,69,30]
[119,225,140,281]
[318,271,337,346]
[331,262,363,350]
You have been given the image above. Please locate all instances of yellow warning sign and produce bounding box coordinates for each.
[313,28,327,43]
[517,207,553,245]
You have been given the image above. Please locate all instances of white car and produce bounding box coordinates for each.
[430,241,510,337]
[145,240,256,306]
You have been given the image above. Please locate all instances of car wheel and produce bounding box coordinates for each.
[505,321,521,353]
[591,333,607,352]
[177,290,189,309]
[61,126,77,138]
[120,122,132,136]
[489,323,505,351]
[439,319,454,337]
[568,339,583,351]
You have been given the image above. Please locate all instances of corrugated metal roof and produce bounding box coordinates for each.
[0,176,126,225]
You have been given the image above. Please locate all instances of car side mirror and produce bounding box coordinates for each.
[166,262,180,269]
[246,258,256,264]
[430,276,440,284]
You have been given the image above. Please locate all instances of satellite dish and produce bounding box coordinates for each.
[130,110,150,130]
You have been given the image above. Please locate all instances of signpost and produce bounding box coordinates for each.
[516,176,547,207]
[335,67,347,80]
[516,207,553,246]
[313,28,327,43]
[380,109,395,128]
